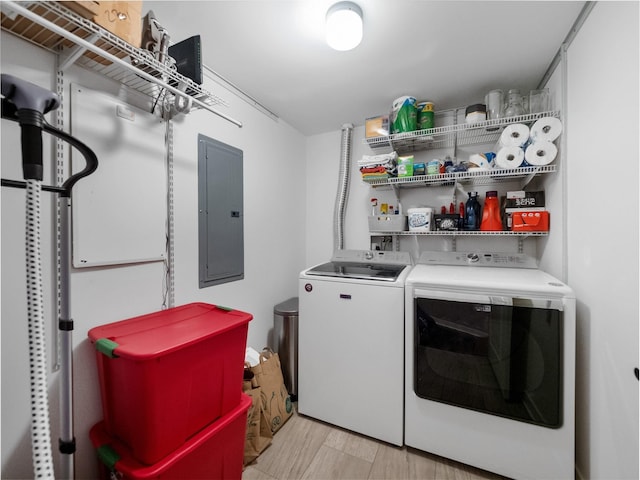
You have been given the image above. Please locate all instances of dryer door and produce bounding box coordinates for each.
[413,291,564,428]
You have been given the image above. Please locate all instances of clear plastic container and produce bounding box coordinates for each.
[504,89,526,117]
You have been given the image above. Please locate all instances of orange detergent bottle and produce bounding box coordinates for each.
[480,190,503,231]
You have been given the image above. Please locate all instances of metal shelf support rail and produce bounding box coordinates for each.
[2,1,243,127]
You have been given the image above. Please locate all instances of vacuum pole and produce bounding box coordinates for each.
[58,198,74,480]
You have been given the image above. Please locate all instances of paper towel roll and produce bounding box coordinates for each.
[530,117,563,142]
[468,153,493,170]
[525,140,558,166]
[499,123,530,147]
[495,146,525,169]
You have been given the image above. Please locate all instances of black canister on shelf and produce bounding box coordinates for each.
[465,104,487,123]
[464,192,481,230]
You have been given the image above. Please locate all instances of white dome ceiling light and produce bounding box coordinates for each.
[325,2,363,51]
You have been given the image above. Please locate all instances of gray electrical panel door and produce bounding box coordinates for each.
[198,134,244,287]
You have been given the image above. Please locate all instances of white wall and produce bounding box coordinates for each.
[537,65,566,279]
[169,70,307,351]
[304,126,372,267]
[1,31,306,479]
[565,2,639,479]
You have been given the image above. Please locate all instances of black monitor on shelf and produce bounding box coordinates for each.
[168,35,202,86]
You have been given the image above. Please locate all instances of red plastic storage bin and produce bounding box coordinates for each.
[88,302,252,465]
[90,394,252,480]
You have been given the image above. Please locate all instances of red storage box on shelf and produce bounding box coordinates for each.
[90,394,252,480]
[87,302,252,465]
[511,210,550,232]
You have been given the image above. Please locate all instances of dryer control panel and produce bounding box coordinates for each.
[417,251,538,268]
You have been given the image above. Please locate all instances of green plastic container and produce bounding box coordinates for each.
[417,101,435,130]
[391,96,417,133]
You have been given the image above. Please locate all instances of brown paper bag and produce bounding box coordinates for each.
[243,365,272,465]
[250,348,293,434]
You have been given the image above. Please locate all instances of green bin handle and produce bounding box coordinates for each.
[96,444,120,471]
[95,338,119,358]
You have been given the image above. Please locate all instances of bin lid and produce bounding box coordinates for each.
[87,302,252,359]
[274,297,298,315]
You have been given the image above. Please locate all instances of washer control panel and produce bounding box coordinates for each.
[330,249,412,265]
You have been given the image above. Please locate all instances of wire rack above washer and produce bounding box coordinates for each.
[365,110,561,153]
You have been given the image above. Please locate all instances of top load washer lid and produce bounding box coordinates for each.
[305,261,408,282]
[304,249,412,282]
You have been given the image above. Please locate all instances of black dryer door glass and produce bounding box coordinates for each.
[414,297,563,428]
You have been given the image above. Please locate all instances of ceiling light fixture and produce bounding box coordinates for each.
[325,1,363,51]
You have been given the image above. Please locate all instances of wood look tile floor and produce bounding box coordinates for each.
[243,408,509,480]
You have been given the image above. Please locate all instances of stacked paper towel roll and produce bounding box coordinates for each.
[530,116,563,142]
[499,123,530,148]
[525,140,558,166]
[495,146,526,169]
[469,153,494,170]
[524,116,563,166]
[494,117,562,169]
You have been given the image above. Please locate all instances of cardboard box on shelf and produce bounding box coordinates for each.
[1,2,141,66]
[435,214,461,231]
[62,1,100,19]
[505,190,545,209]
[503,191,546,230]
[397,155,414,177]
[365,115,390,138]
[93,1,142,48]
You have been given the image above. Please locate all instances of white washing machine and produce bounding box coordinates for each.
[298,249,412,446]
[405,251,576,480]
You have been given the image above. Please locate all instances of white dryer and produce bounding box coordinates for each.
[298,250,412,446]
[404,251,576,479]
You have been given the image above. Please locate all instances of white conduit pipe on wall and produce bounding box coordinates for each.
[333,123,354,251]
[26,179,55,479]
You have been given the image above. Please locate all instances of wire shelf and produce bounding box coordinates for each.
[363,165,557,188]
[1,1,228,109]
[371,230,549,237]
[365,110,561,152]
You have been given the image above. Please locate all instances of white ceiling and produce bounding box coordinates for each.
[143,1,586,136]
